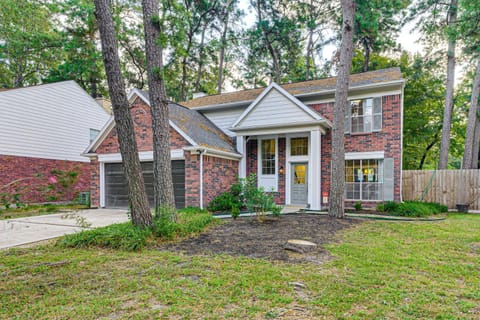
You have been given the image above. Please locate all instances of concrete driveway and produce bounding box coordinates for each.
[0,209,129,250]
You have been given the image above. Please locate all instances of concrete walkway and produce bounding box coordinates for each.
[0,209,129,250]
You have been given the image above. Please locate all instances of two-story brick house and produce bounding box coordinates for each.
[84,67,404,210]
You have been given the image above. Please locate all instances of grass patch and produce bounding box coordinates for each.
[57,207,218,251]
[1,214,479,318]
[0,203,89,220]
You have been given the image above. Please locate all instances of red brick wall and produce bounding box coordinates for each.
[277,138,286,204]
[95,97,190,154]
[90,159,100,208]
[0,155,90,204]
[309,94,402,206]
[246,139,258,177]
[185,151,200,207]
[202,155,239,205]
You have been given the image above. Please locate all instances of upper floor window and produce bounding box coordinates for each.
[290,137,308,156]
[345,97,382,134]
[261,139,276,175]
[90,128,100,143]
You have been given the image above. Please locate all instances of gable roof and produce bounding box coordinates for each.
[182,67,403,109]
[0,81,110,162]
[232,82,330,129]
[85,89,237,155]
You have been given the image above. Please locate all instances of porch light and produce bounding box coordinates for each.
[279,166,284,175]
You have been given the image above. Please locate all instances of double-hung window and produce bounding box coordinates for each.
[261,139,276,175]
[345,159,383,200]
[345,97,382,134]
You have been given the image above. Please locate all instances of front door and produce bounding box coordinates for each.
[291,163,308,204]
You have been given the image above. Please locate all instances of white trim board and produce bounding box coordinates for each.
[97,149,184,163]
[345,151,385,160]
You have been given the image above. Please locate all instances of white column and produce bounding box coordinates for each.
[309,129,321,210]
[99,162,105,207]
[237,136,247,179]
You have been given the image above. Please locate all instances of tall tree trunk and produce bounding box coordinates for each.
[305,28,313,81]
[141,0,176,212]
[217,5,230,94]
[329,0,355,219]
[194,22,207,92]
[472,119,480,169]
[438,0,457,169]
[462,58,480,169]
[256,1,280,83]
[93,0,152,227]
[363,38,370,72]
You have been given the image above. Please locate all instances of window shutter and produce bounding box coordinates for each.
[344,101,351,133]
[373,97,382,132]
[383,158,394,201]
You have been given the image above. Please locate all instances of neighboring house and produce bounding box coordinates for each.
[85,67,403,210]
[0,81,110,204]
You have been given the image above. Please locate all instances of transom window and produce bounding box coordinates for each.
[261,139,276,175]
[290,137,308,156]
[345,97,382,134]
[345,159,383,200]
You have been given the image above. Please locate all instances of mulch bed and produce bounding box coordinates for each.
[162,214,362,264]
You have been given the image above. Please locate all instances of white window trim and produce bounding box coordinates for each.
[344,157,385,202]
[257,137,278,191]
[97,149,184,163]
[345,151,384,160]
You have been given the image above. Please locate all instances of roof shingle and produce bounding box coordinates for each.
[181,67,403,108]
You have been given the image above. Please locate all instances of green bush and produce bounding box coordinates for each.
[207,192,242,212]
[231,206,240,219]
[376,203,385,212]
[354,201,363,211]
[57,223,151,251]
[387,201,448,218]
[384,201,399,212]
[271,205,282,217]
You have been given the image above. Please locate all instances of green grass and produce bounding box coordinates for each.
[57,208,218,251]
[1,214,479,319]
[0,203,89,220]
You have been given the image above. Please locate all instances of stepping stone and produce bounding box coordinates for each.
[284,239,317,253]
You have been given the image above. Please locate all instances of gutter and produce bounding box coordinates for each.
[183,146,242,161]
[199,149,204,209]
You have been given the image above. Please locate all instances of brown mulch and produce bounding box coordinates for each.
[162,214,362,264]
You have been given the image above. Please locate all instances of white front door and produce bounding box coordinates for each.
[291,163,308,204]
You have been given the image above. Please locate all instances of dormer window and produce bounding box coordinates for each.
[345,97,382,134]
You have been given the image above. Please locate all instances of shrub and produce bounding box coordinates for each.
[57,223,151,251]
[387,201,448,218]
[207,192,242,212]
[271,205,282,217]
[376,203,385,212]
[231,206,240,219]
[384,201,398,212]
[354,201,363,211]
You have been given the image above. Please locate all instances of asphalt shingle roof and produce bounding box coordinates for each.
[138,90,236,153]
[181,67,403,108]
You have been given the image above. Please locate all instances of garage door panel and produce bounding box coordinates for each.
[105,160,185,209]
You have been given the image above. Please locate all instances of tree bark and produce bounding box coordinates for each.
[217,1,232,94]
[418,134,439,170]
[329,0,355,219]
[363,38,370,72]
[438,0,457,169]
[472,118,480,169]
[462,58,480,169]
[93,0,152,227]
[141,0,176,212]
[195,21,207,92]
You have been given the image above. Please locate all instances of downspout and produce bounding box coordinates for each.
[199,149,205,209]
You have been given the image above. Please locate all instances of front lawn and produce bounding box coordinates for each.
[1,214,479,319]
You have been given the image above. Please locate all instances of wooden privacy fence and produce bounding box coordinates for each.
[402,170,480,210]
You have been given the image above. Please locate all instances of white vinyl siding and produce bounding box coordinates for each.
[0,81,109,162]
[238,89,315,128]
[201,107,244,136]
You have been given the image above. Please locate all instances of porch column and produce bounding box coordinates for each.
[237,136,247,179]
[309,129,321,210]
